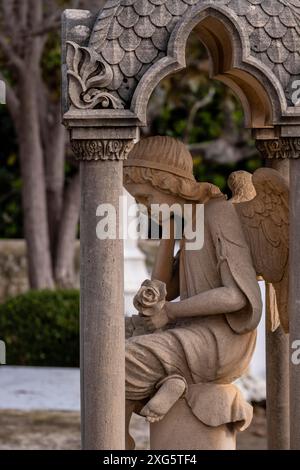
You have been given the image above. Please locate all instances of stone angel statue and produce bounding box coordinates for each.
[123,136,289,450]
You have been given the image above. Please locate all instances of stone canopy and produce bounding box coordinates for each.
[63,0,300,137]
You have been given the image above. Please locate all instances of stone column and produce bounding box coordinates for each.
[265,323,290,449]
[264,151,290,450]
[71,137,135,450]
[257,138,300,450]
[289,156,300,450]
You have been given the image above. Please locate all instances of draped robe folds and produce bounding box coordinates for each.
[126,199,262,429]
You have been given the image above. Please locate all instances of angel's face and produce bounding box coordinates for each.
[126,183,185,222]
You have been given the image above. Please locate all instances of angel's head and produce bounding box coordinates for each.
[124,136,223,216]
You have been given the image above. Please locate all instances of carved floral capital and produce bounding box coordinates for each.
[71,139,135,161]
[256,138,300,159]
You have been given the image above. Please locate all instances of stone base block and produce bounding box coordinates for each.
[150,398,236,450]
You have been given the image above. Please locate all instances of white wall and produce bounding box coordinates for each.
[250,282,266,380]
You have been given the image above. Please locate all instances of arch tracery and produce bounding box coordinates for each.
[63,0,300,135]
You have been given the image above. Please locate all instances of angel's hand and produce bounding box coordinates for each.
[143,304,170,333]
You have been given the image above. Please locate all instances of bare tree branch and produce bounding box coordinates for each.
[29,0,43,27]
[17,0,30,30]
[27,0,65,37]
[0,34,25,72]
[71,0,81,9]
[183,88,216,143]
[189,139,258,164]
[23,18,61,38]
[42,0,59,19]
[1,0,15,34]
[24,0,43,61]
[79,0,107,11]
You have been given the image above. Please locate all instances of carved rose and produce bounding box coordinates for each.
[133,279,167,317]
[137,285,160,307]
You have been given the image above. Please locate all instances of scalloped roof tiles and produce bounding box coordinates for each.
[89,0,300,106]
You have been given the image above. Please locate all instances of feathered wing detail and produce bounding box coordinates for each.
[230,168,289,333]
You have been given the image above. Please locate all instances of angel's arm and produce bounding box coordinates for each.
[166,260,247,321]
[151,219,180,301]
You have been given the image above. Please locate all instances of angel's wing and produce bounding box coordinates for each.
[230,169,289,333]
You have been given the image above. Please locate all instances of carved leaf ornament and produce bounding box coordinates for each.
[67,41,124,109]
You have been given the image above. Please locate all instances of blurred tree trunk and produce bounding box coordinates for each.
[44,115,66,262]
[55,172,80,287]
[0,0,106,289]
[18,74,54,288]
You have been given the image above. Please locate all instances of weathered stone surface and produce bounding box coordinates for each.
[71,139,135,161]
[71,0,300,112]
[63,1,300,115]
[119,51,143,76]
[80,159,125,450]
[256,138,300,159]
[119,28,141,51]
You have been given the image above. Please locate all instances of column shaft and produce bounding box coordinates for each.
[265,158,290,450]
[266,325,290,449]
[289,159,300,449]
[80,160,125,450]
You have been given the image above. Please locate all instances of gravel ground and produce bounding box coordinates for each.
[0,406,266,450]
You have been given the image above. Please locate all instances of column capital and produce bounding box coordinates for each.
[256,138,300,160]
[71,139,135,162]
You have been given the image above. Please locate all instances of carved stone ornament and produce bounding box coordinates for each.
[256,138,300,159]
[66,0,300,111]
[66,41,124,110]
[71,139,135,161]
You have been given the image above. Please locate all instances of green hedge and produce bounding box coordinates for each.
[0,290,79,367]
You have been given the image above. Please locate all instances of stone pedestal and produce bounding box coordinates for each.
[150,399,236,451]
[150,383,252,451]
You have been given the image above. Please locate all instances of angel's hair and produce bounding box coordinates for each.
[124,136,223,203]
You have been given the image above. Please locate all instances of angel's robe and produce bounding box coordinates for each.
[126,198,262,402]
